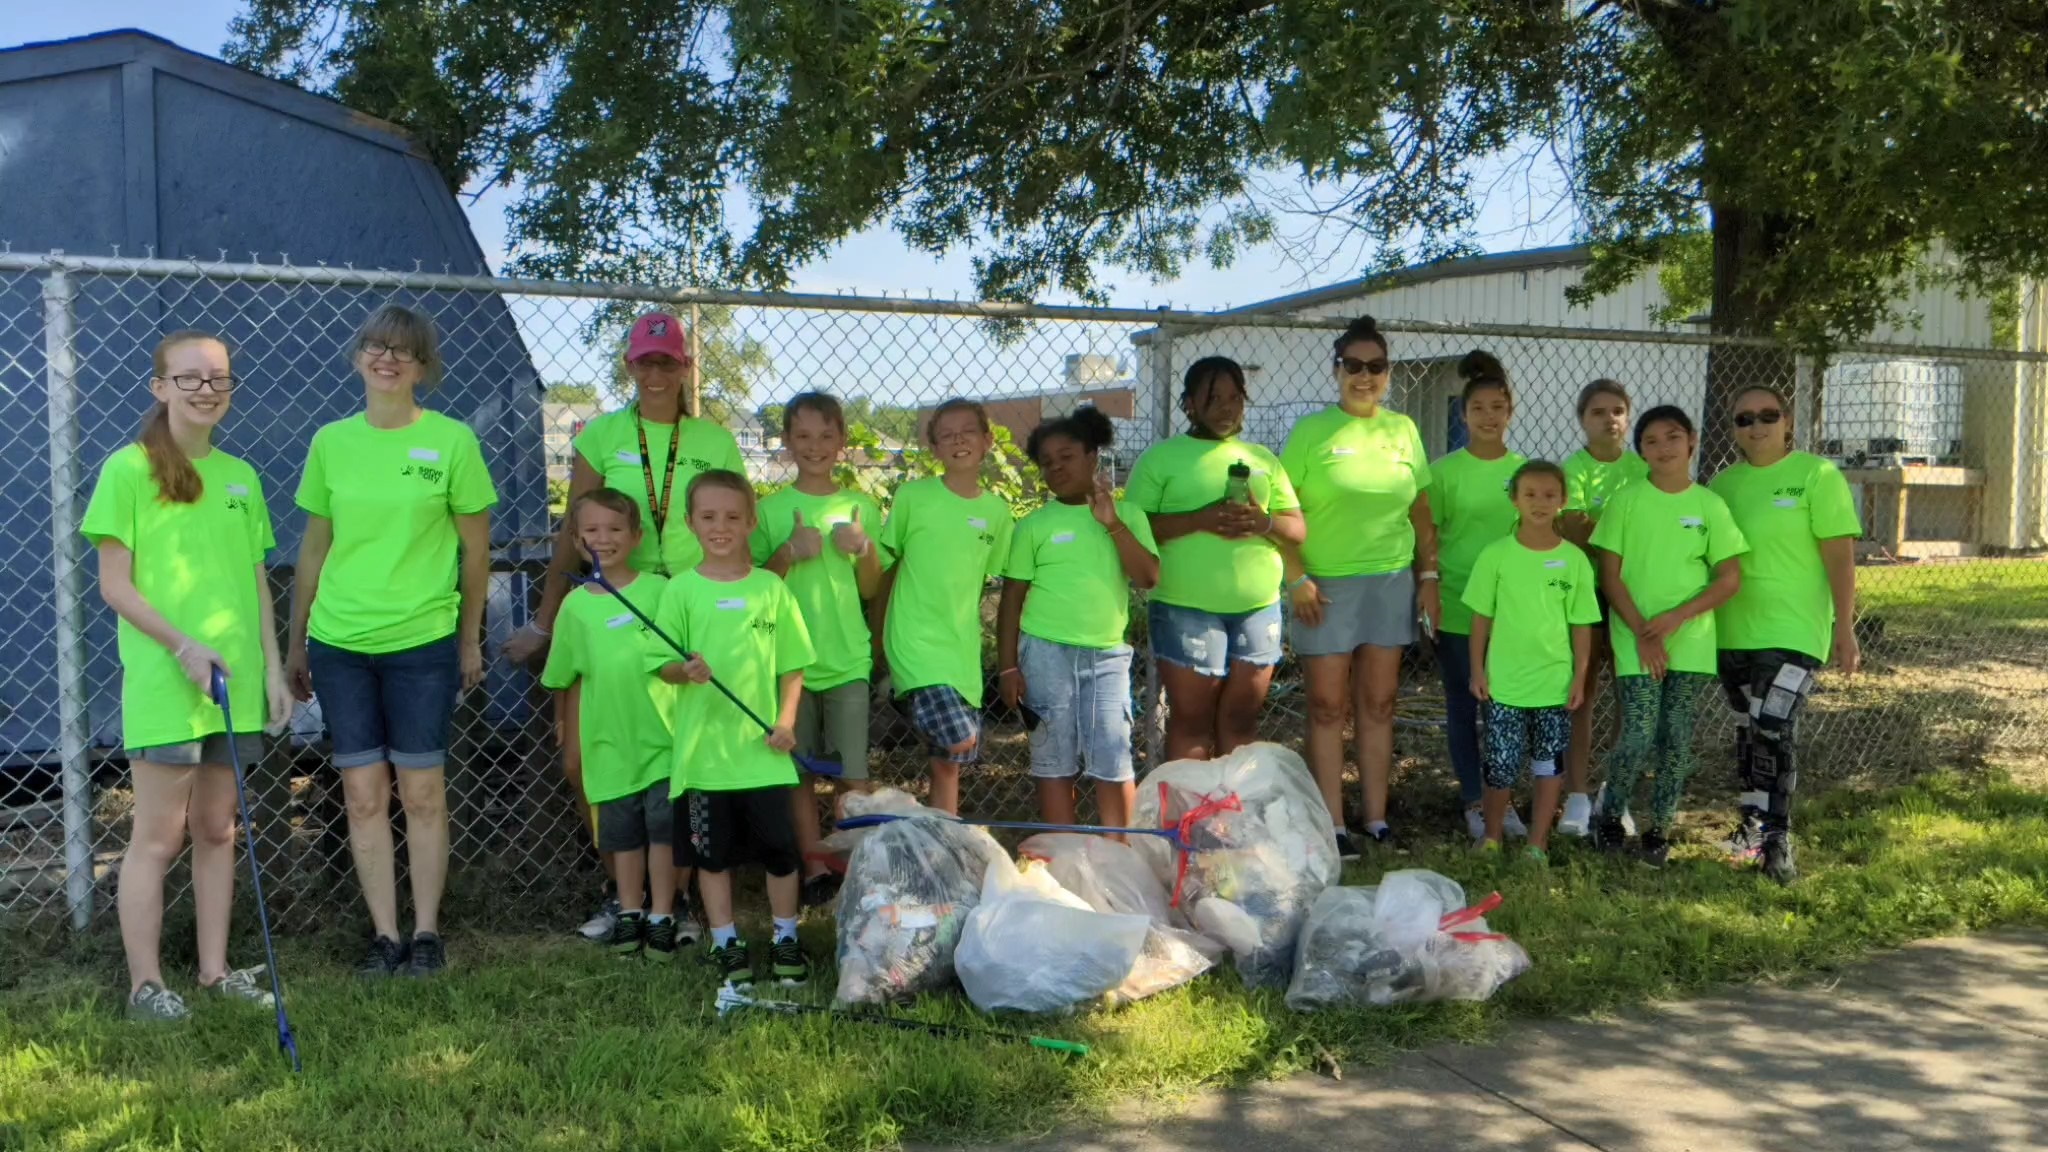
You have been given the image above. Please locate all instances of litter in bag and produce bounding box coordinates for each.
[832,790,1012,1006]
[1018,833,1223,1003]
[957,858,1152,1014]
[1132,742,1341,988]
[1286,870,1530,1011]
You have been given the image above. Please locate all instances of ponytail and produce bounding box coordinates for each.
[142,329,226,504]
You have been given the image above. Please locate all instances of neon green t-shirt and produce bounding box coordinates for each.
[81,445,275,746]
[650,567,815,793]
[1709,452,1862,661]
[539,576,676,803]
[1003,499,1158,650]
[878,478,1013,705]
[1124,435,1299,614]
[1590,482,1750,677]
[1563,448,1649,523]
[750,485,883,691]
[1279,406,1432,577]
[295,411,498,654]
[1430,448,1527,635]
[1463,537,1602,709]
[573,408,746,576]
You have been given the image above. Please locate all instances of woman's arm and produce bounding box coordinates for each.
[286,516,333,700]
[506,454,604,661]
[1820,536,1860,675]
[1410,492,1441,630]
[995,579,1028,709]
[455,510,492,693]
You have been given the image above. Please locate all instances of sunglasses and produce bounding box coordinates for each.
[1733,409,1784,429]
[1335,355,1391,377]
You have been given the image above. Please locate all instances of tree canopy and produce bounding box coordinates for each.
[229,1,2048,348]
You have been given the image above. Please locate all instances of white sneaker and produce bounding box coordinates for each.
[579,896,622,941]
[1465,807,1486,841]
[1559,793,1593,837]
[1503,807,1530,839]
[1593,784,1637,837]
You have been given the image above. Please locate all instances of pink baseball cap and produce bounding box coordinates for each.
[626,312,692,364]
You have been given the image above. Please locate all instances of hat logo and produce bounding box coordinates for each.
[648,319,668,337]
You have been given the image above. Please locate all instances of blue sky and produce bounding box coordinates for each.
[11,1,1577,311]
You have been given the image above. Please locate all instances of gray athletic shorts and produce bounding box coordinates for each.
[596,780,674,852]
[128,731,265,766]
[1290,569,1418,656]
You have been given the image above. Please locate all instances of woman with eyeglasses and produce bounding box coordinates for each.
[83,331,291,1021]
[505,311,741,938]
[287,304,498,979]
[1279,315,1437,856]
[1707,386,1861,885]
[1125,357,1305,764]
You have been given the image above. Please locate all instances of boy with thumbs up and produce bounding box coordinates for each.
[750,393,884,907]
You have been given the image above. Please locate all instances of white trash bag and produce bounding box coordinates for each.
[1019,833,1223,1004]
[1287,870,1530,1010]
[956,858,1152,1014]
[831,790,1012,1006]
[1132,742,1342,988]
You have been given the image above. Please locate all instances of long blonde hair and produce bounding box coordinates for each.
[141,331,228,504]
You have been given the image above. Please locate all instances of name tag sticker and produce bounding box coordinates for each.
[1328,447,1356,457]
[716,598,747,611]
[1050,531,1076,544]
[1544,559,1568,569]
[967,517,988,531]
[225,484,250,497]
[1679,516,1705,528]
[615,450,643,465]
[408,448,441,462]
[605,613,636,629]
[1773,497,1799,508]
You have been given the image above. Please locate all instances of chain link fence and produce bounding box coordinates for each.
[2,251,2045,938]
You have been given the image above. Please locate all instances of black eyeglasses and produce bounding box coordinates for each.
[1733,409,1784,428]
[362,340,420,364]
[1335,355,1390,377]
[160,373,240,393]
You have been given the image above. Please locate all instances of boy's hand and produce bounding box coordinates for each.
[682,654,713,684]
[787,511,824,562]
[1567,675,1586,711]
[1470,668,1490,702]
[765,725,797,752]
[831,518,871,557]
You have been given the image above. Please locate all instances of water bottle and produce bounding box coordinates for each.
[1225,461,1252,505]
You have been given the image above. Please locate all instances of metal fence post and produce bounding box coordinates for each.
[1140,322,1177,768]
[42,260,94,929]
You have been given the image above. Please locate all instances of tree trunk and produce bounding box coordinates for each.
[1703,201,1799,476]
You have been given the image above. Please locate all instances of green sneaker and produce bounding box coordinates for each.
[770,936,811,987]
[1522,845,1551,866]
[711,939,754,987]
[603,911,647,956]
[201,965,276,1007]
[127,981,191,1023]
[644,916,679,963]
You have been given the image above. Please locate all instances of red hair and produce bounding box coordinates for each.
[141,331,228,504]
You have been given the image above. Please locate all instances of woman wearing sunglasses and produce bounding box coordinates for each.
[1279,315,1437,856]
[1707,386,1861,885]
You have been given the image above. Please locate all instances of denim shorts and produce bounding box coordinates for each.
[128,731,265,767]
[307,634,461,770]
[1020,634,1135,783]
[1147,599,1284,679]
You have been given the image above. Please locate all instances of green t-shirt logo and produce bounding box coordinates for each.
[1775,486,1806,498]
[400,463,446,485]
[750,616,777,635]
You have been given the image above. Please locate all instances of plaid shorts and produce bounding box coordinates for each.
[904,685,980,765]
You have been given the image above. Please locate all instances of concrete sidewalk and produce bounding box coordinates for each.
[935,931,2048,1152]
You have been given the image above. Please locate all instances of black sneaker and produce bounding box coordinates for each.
[645,916,680,962]
[403,932,446,979]
[604,911,647,956]
[1637,829,1671,868]
[711,938,754,987]
[801,873,843,910]
[770,936,812,987]
[1593,815,1629,854]
[1333,830,1361,861]
[1723,807,1766,865]
[1365,825,1395,846]
[1762,832,1798,886]
[355,934,408,979]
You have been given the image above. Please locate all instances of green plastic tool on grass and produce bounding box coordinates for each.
[715,984,1090,1054]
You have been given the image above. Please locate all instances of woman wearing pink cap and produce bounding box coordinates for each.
[507,311,745,937]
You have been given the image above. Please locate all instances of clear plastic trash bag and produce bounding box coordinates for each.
[956,858,1152,1014]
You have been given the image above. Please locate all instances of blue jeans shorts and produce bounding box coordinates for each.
[307,635,461,770]
[1020,635,1135,783]
[1147,599,1284,679]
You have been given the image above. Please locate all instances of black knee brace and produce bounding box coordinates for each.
[1739,659,1814,830]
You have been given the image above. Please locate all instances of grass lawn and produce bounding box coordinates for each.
[2,769,2044,1152]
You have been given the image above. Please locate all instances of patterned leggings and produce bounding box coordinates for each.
[1603,672,1715,832]
[1482,701,1571,790]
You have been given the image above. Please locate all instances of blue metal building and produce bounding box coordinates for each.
[0,30,547,766]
